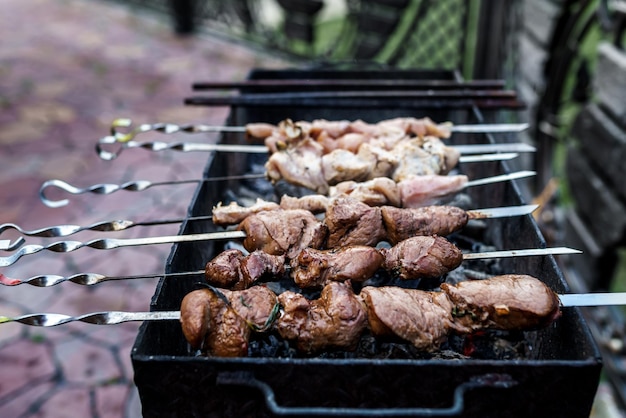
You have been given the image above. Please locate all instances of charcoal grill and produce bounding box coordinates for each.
[131,69,601,417]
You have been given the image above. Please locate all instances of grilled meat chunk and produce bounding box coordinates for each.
[398,174,469,208]
[324,197,386,248]
[360,286,455,351]
[204,248,245,289]
[441,274,562,331]
[204,249,286,290]
[381,236,463,280]
[212,199,280,226]
[330,177,401,207]
[276,282,367,353]
[291,246,384,288]
[238,209,327,258]
[322,149,371,184]
[381,205,469,244]
[180,286,278,356]
[279,194,330,213]
[265,137,328,193]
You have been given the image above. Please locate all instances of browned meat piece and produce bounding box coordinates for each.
[322,149,371,184]
[308,119,352,139]
[330,177,401,207]
[381,205,469,244]
[360,286,455,351]
[291,246,384,288]
[421,136,460,174]
[240,250,286,288]
[381,236,463,280]
[204,248,245,289]
[276,282,367,353]
[245,122,277,141]
[212,199,280,226]
[265,137,328,193]
[391,138,445,180]
[316,131,367,154]
[179,286,278,357]
[238,209,327,258]
[355,143,398,179]
[324,196,386,248]
[204,249,286,290]
[279,194,330,213]
[264,119,312,153]
[441,274,562,331]
[398,174,469,208]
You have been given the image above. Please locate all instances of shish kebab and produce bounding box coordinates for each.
[98,119,530,195]
[3,276,625,356]
[37,169,535,209]
[97,116,531,160]
[0,203,577,267]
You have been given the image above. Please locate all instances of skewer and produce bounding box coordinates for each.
[97,118,531,160]
[0,245,580,283]
[38,170,536,208]
[97,135,530,161]
[0,203,539,258]
[3,289,625,327]
[0,214,214,241]
[108,119,528,142]
[0,218,579,267]
[0,270,204,287]
[39,173,265,208]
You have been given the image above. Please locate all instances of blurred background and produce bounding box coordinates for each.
[1,0,626,416]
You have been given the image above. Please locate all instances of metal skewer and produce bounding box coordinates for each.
[0,244,578,284]
[5,289,626,327]
[0,270,204,287]
[0,203,538,260]
[0,204,538,252]
[108,118,529,143]
[39,173,265,208]
[97,119,532,160]
[0,230,247,267]
[97,135,531,160]
[38,170,536,209]
[0,214,214,241]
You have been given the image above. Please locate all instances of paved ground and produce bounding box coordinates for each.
[0,1,624,417]
[0,1,285,416]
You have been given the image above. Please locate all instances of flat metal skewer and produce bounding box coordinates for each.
[108,118,529,143]
[0,204,538,252]
[5,290,626,327]
[0,205,539,264]
[39,173,265,208]
[38,170,535,209]
[97,135,533,160]
[0,244,576,286]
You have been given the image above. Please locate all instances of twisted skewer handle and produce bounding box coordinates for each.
[0,215,214,248]
[97,136,267,160]
[0,230,246,267]
[39,174,264,207]
[0,270,204,287]
[0,311,180,326]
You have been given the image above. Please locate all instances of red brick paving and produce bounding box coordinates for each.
[0,0,285,416]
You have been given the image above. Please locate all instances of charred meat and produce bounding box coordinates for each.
[204,248,286,290]
[381,236,464,280]
[276,281,368,353]
[291,246,384,288]
[180,286,278,356]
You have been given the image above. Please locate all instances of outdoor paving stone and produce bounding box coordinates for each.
[30,387,91,418]
[0,304,24,346]
[95,383,134,418]
[54,336,122,386]
[0,381,55,418]
[0,339,56,400]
